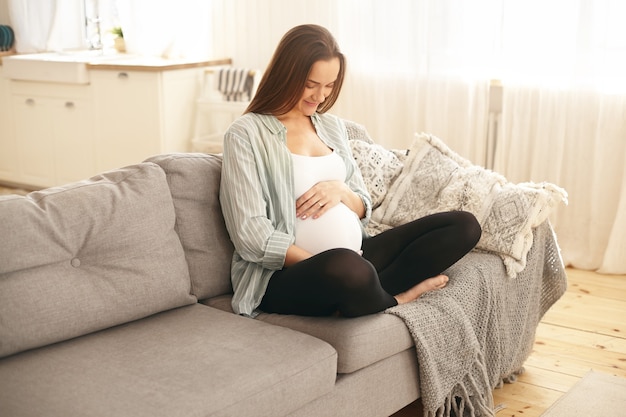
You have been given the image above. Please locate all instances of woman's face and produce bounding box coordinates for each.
[293,57,340,116]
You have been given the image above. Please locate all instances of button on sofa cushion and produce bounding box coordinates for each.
[0,163,196,358]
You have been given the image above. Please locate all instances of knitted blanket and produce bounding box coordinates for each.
[385,221,567,417]
[344,120,568,415]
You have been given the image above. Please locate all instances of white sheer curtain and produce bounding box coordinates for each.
[7,0,107,52]
[8,0,624,272]
[331,0,496,162]
[212,0,625,273]
[211,0,494,160]
[493,0,626,273]
[116,0,211,59]
[8,0,59,52]
[496,88,626,273]
[7,0,212,58]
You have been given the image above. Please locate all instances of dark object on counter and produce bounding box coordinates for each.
[0,25,15,52]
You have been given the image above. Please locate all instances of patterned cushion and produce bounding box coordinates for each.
[372,133,568,276]
[349,140,404,209]
[344,119,406,209]
[344,119,375,144]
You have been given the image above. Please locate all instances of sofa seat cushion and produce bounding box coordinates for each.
[0,304,338,417]
[204,295,414,374]
[0,163,196,358]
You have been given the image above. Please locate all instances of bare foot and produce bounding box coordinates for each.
[394,274,449,305]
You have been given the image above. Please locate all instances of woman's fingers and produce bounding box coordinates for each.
[295,181,342,218]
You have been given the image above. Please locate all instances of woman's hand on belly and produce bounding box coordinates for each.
[296,180,364,220]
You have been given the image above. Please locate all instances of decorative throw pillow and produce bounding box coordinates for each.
[344,119,375,144]
[373,133,568,277]
[344,119,407,209]
[349,140,404,209]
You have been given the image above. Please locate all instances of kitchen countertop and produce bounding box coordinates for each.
[0,50,16,64]
[0,51,232,71]
[86,56,232,71]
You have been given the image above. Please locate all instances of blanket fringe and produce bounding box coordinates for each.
[425,352,496,417]
[495,366,526,388]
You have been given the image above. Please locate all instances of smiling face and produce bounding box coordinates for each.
[246,25,346,116]
[291,58,341,117]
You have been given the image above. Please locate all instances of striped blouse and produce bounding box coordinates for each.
[219,112,373,317]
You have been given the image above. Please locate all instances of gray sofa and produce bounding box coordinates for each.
[0,148,565,417]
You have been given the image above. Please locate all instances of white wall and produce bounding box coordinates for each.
[0,0,10,25]
[209,0,491,159]
[211,0,339,72]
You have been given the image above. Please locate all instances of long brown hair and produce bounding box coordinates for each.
[245,24,346,115]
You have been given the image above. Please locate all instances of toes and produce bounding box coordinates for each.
[434,275,449,289]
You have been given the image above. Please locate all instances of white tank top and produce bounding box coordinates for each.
[292,151,362,255]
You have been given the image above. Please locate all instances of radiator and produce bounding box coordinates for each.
[485,80,503,170]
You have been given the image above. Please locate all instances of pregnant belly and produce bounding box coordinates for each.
[295,203,362,255]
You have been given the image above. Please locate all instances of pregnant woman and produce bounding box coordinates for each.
[219,24,481,318]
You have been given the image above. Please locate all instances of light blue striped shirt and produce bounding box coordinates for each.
[219,112,373,317]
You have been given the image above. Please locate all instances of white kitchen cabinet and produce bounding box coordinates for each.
[9,81,94,188]
[0,74,18,184]
[0,57,230,189]
[90,67,203,173]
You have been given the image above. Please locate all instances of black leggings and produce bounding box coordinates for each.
[259,211,481,317]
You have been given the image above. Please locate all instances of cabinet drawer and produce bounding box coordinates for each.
[91,70,161,113]
[89,69,160,86]
[91,69,162,172]
[9,80,92,99]
[12,95,89,111]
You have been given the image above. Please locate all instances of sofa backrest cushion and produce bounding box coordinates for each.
[0,163,196,358]
[145,153,234,300]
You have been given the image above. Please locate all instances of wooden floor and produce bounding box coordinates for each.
[392,267,626,417]
[2,186,624,417]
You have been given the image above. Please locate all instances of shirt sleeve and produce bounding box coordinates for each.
[219,120,293,271]
[323,115,373,225]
